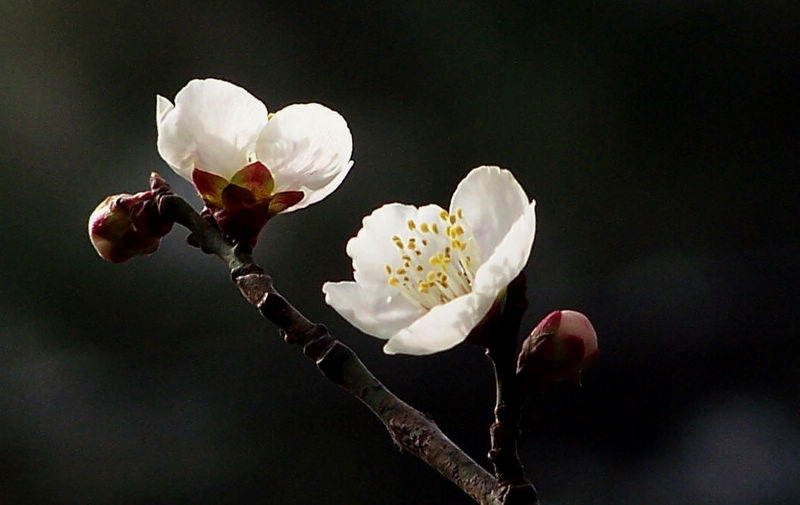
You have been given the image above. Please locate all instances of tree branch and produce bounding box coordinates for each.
[157,193,536,505]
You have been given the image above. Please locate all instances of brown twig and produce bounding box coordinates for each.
[156,192,538,505]
[485,274,539,505]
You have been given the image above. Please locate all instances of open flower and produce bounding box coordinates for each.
[323,166,536,355]
[156,78,353,245]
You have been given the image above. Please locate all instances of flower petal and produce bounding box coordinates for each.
[472,200,536,297]
[346,203,447,288]
[383,292,495,355]
[156,78,268,181]
[256,103,353,212]
[322,281,423,339]
[449,166,531,257]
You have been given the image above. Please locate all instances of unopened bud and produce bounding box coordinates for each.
[88,191,173,263]
[517,310,598,386]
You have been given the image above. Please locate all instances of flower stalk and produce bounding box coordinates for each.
[483,274,539,505]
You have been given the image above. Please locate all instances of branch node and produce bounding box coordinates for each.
[301,325,335,358]
[235,273,273,307]
[230,263,263,280]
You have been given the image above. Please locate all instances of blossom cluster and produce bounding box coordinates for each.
[89,78,596,363]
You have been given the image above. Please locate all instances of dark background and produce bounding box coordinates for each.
[1,1,798,504]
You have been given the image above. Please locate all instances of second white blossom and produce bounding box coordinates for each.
[156,78,353,213]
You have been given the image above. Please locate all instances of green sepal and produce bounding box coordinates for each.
[230,161,275,201]
[268,191,304,217]
[192,168,229,208]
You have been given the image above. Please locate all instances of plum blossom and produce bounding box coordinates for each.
[156,78,353,244]
[323,166,536,355]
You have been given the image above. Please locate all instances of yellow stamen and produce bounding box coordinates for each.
[384,208,480,311]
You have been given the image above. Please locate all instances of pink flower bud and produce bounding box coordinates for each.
[517,310,598,386]
[88,191,173,263]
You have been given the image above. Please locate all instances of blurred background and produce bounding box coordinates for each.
[1,1,798,504]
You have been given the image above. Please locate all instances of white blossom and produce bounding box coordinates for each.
[156,78,353,212]
[323,166,536,355]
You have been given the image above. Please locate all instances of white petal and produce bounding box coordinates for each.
[322,281,423,339]
[383,292,495,355]
[472,200,536,296]
[450,166,531,257]
[347,203,447,288]
[257,103,353,211]
[156,95,173,124]
[156,78,268,181]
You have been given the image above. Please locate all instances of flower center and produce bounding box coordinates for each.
[385,208,481,311]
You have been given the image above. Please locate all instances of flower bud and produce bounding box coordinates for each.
[517,310,598,386]
[88,191,173,263]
